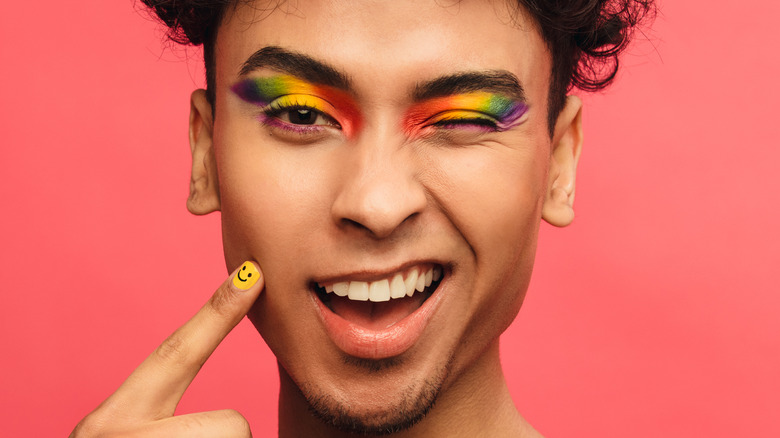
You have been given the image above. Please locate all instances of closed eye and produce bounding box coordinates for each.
[426,110,500,132]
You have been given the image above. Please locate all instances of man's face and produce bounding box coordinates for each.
[194,0,579,432]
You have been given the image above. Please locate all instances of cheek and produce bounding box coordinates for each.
[426,140,548,331]
[429,143,547,261]
[214,125,332,269]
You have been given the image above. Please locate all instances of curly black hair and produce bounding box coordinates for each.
[141,0,654,133]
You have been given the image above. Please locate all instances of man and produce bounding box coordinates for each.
[73,0,652,436]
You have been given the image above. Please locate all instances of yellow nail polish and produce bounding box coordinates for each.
[232,262,259,290]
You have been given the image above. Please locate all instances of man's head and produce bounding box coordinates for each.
[143,0,651,434]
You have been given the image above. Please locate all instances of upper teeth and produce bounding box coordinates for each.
[321,266,442,302]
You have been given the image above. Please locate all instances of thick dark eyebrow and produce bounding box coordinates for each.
[239,48,523,103]
[412,71,526,102]
[238,46,352,91]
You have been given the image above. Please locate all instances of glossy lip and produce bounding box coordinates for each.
[310,262,449,359]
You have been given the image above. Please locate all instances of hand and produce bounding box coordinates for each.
[70,261,264,437]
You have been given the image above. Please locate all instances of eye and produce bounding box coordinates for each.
[268,106,340,127]
[428,113,498,131]
[263,95,341,130]
[426,110,499,132]
[283,108,318,125]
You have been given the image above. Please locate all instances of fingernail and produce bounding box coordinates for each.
[232,261,260,290]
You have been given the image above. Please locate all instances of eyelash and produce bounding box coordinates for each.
[260,96,342,134]
[426,112,501,132]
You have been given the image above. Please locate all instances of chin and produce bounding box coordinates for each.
[297,362,448,435]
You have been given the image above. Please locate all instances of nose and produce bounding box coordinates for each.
[331,139,427,239]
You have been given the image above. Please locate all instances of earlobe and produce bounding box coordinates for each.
[542,95,583,227]
[187,89,221,215]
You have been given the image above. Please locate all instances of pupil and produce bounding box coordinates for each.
[290,109,315,125]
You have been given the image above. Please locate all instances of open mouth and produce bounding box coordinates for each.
[313,264,444,331]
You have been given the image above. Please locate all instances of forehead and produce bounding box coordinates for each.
[215,0,550,103]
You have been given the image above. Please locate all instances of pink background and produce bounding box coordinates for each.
[2,1,778,436]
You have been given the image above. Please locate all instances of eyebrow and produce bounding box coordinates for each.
[239,46,526,103]
[412,71,526,103]
[239,46,352,91]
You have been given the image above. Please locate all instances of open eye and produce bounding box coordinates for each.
[268,106,341,127]
[263,94,342,130]
[281,108,320,125]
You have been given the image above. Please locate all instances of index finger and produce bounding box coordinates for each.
[104,261,264,421]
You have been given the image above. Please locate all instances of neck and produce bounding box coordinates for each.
[276,341,543,437]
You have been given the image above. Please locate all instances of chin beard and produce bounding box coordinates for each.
[299,363,449,436]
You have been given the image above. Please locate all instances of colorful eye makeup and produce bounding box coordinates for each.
[232,75,361,137]
[403,92,529,138]
[232,75,528,141]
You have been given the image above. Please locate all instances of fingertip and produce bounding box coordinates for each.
[208,261,262,319]
[231,261,263,292]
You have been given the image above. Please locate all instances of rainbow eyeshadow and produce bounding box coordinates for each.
[231,75,361,137]
[403,92,529,138]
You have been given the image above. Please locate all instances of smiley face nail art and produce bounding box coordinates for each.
[232,261,260,290]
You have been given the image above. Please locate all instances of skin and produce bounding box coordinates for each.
[72,0,583,436]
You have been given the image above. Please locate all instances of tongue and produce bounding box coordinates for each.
[329,295,423,330]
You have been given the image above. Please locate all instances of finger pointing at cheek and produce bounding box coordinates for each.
[85,261,264,426]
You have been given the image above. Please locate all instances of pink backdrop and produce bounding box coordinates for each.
[2,1,778,436]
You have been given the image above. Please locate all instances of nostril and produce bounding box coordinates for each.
[401,211,420,224]
[338,211,421,239]
[340,218,369,231]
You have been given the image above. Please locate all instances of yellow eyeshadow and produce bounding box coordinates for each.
[267,94,332,112]
[428,110,496,123]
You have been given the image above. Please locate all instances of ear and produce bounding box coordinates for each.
[187,89,221,215]
[542,95,583,227]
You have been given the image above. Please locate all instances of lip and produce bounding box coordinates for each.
[310,263,448,359]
